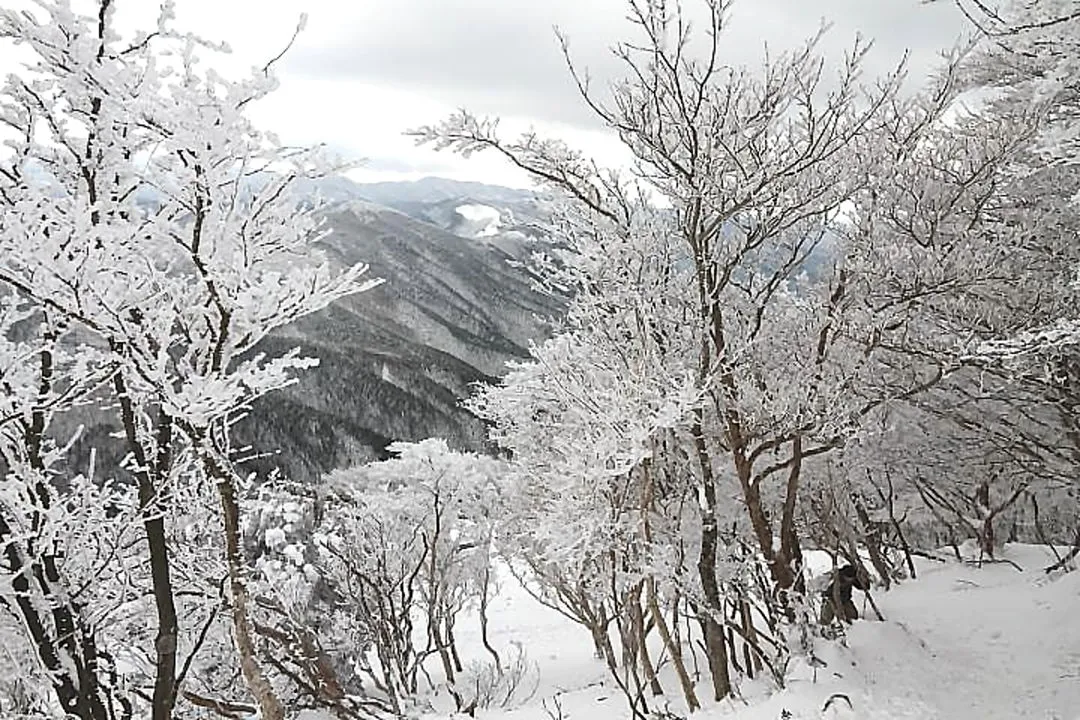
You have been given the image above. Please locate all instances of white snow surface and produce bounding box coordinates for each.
[407,544,1080,720]
[263,526,287,550]
[455,203,502,237]
[739,544,1080,720]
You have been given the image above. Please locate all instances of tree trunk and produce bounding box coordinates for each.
[853,494,891,590]
[145,418,180,720]
[435,621,457,682]
[445,616,464,674]
[478,562,502,670]
[215,463,286,720]
[724,619,742,676]
[698,611,731,702]
[646,577,699,711]
[875,470,917,579]
[0,346,127,720]
[740,595,762,678]
[1044,523,1080,574]
[776,437,806,599]
[617,583,647,706]
[0,514,122,720]
[113,374,179,720]
[692,413,732,701]
[736,451,782,585]
[590,619,619,673]
[630,591,663,696]
[976,480,995,558]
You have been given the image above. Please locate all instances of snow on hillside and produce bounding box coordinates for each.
[455,203,503,237]
[731,544,1080,720]
[408,545,1079,720]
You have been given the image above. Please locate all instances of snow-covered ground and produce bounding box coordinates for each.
[455,204,503,237]
[420,545,1080,720]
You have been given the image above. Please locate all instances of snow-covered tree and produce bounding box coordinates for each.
[0,2,379,717]
[413,0,1067,703]
[298,440,506,715]
[895,0,1080,569]
[956,0,1080,353]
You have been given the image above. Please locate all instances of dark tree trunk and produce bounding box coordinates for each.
[976,480,995,558]
[645,577,699,711]
[776,436,807,603]
[114,374,179,720]
[692,413,732,701]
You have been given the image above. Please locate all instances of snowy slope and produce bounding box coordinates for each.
[737,545,1080,719]
[411,545,1079,720]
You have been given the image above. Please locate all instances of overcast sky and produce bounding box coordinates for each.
[31,1,972,187]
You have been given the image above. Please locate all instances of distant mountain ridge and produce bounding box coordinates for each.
[353,176,535,206]
[232,177,562,481]
[300,175,550,247]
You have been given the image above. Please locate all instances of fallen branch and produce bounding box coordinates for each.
[181,690,257,719]
[862,591,885,621]
[822,693,853,713]
[1044,526,1080,574]
[966,557,1024,572]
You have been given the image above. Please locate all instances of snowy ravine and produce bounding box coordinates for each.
[401,545,1079,720]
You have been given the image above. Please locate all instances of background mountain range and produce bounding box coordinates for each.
[230,176,562,481]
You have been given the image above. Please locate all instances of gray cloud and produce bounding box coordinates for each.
[285,0,623,128]
[162,0,972,183]
[284,0,969,131]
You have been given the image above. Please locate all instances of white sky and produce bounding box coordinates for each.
[5,0,970,188]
